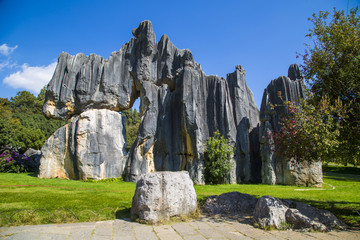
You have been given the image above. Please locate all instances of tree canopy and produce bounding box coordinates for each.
[299,7,360,163]
[0,90,66,151]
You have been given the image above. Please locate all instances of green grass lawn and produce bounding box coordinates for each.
[0,165,359,227]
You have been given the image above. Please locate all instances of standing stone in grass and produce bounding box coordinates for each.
[39,109,126,180]
[131,171,197,224]
[253,195,288,229]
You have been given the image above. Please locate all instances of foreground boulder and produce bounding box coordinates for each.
[131,171,197,224]
[39,109,126,180]
[253,195,347,231]
[253,195,288,229]
[202,191,257,216]
[285,201,347,231]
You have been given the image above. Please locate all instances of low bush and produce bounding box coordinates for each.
[0,150,38,173]
[204,130,234,184]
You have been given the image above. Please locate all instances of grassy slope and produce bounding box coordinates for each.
[0,165,359,227]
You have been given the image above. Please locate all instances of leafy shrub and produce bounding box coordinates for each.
[0,150,38,173]
[204,130,234,184]
[273,95,346,165]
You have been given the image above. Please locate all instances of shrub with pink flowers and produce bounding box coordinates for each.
[273,95,347,165]
[0,150,38,173]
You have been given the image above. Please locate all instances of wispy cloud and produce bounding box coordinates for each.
[3,62,57,94]
[0,60,17,71]
[0,44,18,56]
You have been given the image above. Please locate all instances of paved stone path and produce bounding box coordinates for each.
[1,217,359,240]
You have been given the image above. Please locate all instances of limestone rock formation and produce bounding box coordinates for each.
[39,109,126,180]
[259,65,323,186]
[130,171,197,223]
[41,20,260,184]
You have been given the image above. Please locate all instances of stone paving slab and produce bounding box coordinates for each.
[0,217,359,240]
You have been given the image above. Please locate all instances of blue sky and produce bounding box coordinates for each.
[0,0,358,109]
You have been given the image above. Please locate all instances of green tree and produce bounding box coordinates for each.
[0,90,66,151]
[273,96,346,165]
[204,130,234,184]
[300,7,360,163]
[122,108,141,151]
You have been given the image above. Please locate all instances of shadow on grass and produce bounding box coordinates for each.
[27,172,38,178]
[323,172,360,182]
[115,208,131,219]
[323,166,360,175]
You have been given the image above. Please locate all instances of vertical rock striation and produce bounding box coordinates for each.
[259,65,322,186]
[40,20,260,184]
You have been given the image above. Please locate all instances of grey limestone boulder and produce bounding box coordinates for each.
[202,191,257,216]
[253,196,346,231]
[130,171,197,223]
[285,201,347,232]
[253,195,288,229]
[39,109,126,180]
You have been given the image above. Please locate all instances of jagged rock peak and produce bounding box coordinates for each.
[235,65,246,74]
[132,20,154,38]
[288,64,303,81]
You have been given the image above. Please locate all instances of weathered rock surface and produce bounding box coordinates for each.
[130,171,197,223]
[43,20,260,184]
[259,65,323,186]
[253,195,288,229]
[39,109,126,180]
[202,191,257,216]
[285,201,347,232]
[252,196,346,231]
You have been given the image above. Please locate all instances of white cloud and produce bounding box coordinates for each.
[3,62,57,94]
[0,44,18,56]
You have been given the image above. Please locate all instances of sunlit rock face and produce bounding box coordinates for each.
[41,20,321,186]
[39,109,126,180]
[259,65,323,187]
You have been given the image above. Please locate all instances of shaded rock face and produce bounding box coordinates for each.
[42,20,260,184]
[259,65,323,186]
[130,171,197,223]
[39,109,126,180]
[202,191,257,216]
[24,148,42,169]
